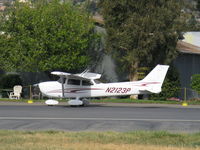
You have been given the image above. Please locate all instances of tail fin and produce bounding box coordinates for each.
[141,64,169,93]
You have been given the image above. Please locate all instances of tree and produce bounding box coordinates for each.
[0,0,99,72]
[197,0,200,11]
[99,0,187,81]
[191,74,200,94]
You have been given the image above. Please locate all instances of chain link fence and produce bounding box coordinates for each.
[179,88,200,101]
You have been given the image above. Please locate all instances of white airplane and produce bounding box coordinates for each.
[39,64,169,106]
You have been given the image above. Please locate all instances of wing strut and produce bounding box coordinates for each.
[60,76,65,98]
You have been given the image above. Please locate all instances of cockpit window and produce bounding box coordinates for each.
[82,80,93,86]
[67,79,80,85]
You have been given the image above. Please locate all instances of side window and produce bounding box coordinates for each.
[82,80,93,86]
[67,79,80,85]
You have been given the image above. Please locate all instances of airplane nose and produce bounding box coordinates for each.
[38,81,62,98]
[38,82,47,94]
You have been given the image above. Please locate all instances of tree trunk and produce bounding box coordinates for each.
[129,62,139,99]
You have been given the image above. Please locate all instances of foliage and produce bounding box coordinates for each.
[191,74,200,94]
[149,65,180,100]
[99,0,189,80]
[0,74,22,89]
[0,0,99,72]
[183,0,200,31]
[197,0,200,11]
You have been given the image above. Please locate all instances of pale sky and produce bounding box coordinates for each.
[183,32,200,47]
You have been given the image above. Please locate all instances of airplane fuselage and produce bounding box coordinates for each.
[39,65,169,106]
[39,80,156,98]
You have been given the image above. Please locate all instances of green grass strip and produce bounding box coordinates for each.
[0,98,200,105]
[0,130,200,149]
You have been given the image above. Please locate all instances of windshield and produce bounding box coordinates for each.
[57,77,66,84]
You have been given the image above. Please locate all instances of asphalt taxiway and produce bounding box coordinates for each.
[0,102,200,132]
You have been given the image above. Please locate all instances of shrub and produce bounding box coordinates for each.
[191,74,200,94]
[0,74,22,89]
[149,65,180,100]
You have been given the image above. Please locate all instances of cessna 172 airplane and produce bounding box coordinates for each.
[39,64,169,106]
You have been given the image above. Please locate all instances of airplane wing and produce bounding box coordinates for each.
[76,72,101,80]
[51,71,71,76]
[51,71,101,80]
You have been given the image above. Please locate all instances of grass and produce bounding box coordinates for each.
[90,98,180,104]
[90,98,200,105]
[0,130,200,150]
[0,98,43,103]
[0,98,200,105]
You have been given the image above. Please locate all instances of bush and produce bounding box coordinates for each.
[191,74,200,94]
[149,65,180,100]
[0,74,22,89]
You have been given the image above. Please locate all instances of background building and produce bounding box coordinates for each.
[175,32,200,99]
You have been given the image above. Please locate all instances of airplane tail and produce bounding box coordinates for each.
[140,64,169,93]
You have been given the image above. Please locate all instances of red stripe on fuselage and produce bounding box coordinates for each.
[47,88,104,94]
[133,82,160,87]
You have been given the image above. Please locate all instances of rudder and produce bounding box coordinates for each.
[141,64,169,93]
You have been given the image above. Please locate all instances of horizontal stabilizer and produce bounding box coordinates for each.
[144,87,161,94]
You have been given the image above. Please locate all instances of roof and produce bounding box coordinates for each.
[92,15,104,25]
[0,5,5,11]
[177,40,200,55]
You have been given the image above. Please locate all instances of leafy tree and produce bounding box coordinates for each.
[183,0,200,31]
[191,74,200,94]
[197,0,200,11]
[0,0,99,72]
[99,0,187,81]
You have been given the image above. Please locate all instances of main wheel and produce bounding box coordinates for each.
[81,99,90,106]
[68,99,83,106]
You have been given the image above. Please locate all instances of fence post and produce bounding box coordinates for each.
[28,85,33,104]
[184,87,187,101]
[182,87,188,106]
[30,85,32,100]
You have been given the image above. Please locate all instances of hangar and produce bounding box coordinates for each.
[175,32,200,99]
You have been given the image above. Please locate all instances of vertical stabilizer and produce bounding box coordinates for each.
[141,65,169,93]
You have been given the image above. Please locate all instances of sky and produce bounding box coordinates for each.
[183,32,200,47]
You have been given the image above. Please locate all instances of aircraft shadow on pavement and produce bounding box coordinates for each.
[52,104,169,109]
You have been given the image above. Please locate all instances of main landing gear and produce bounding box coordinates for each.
[45,98,89,107]
[68,98,90,107]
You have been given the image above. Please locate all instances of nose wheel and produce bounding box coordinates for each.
[45,99,59,106]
